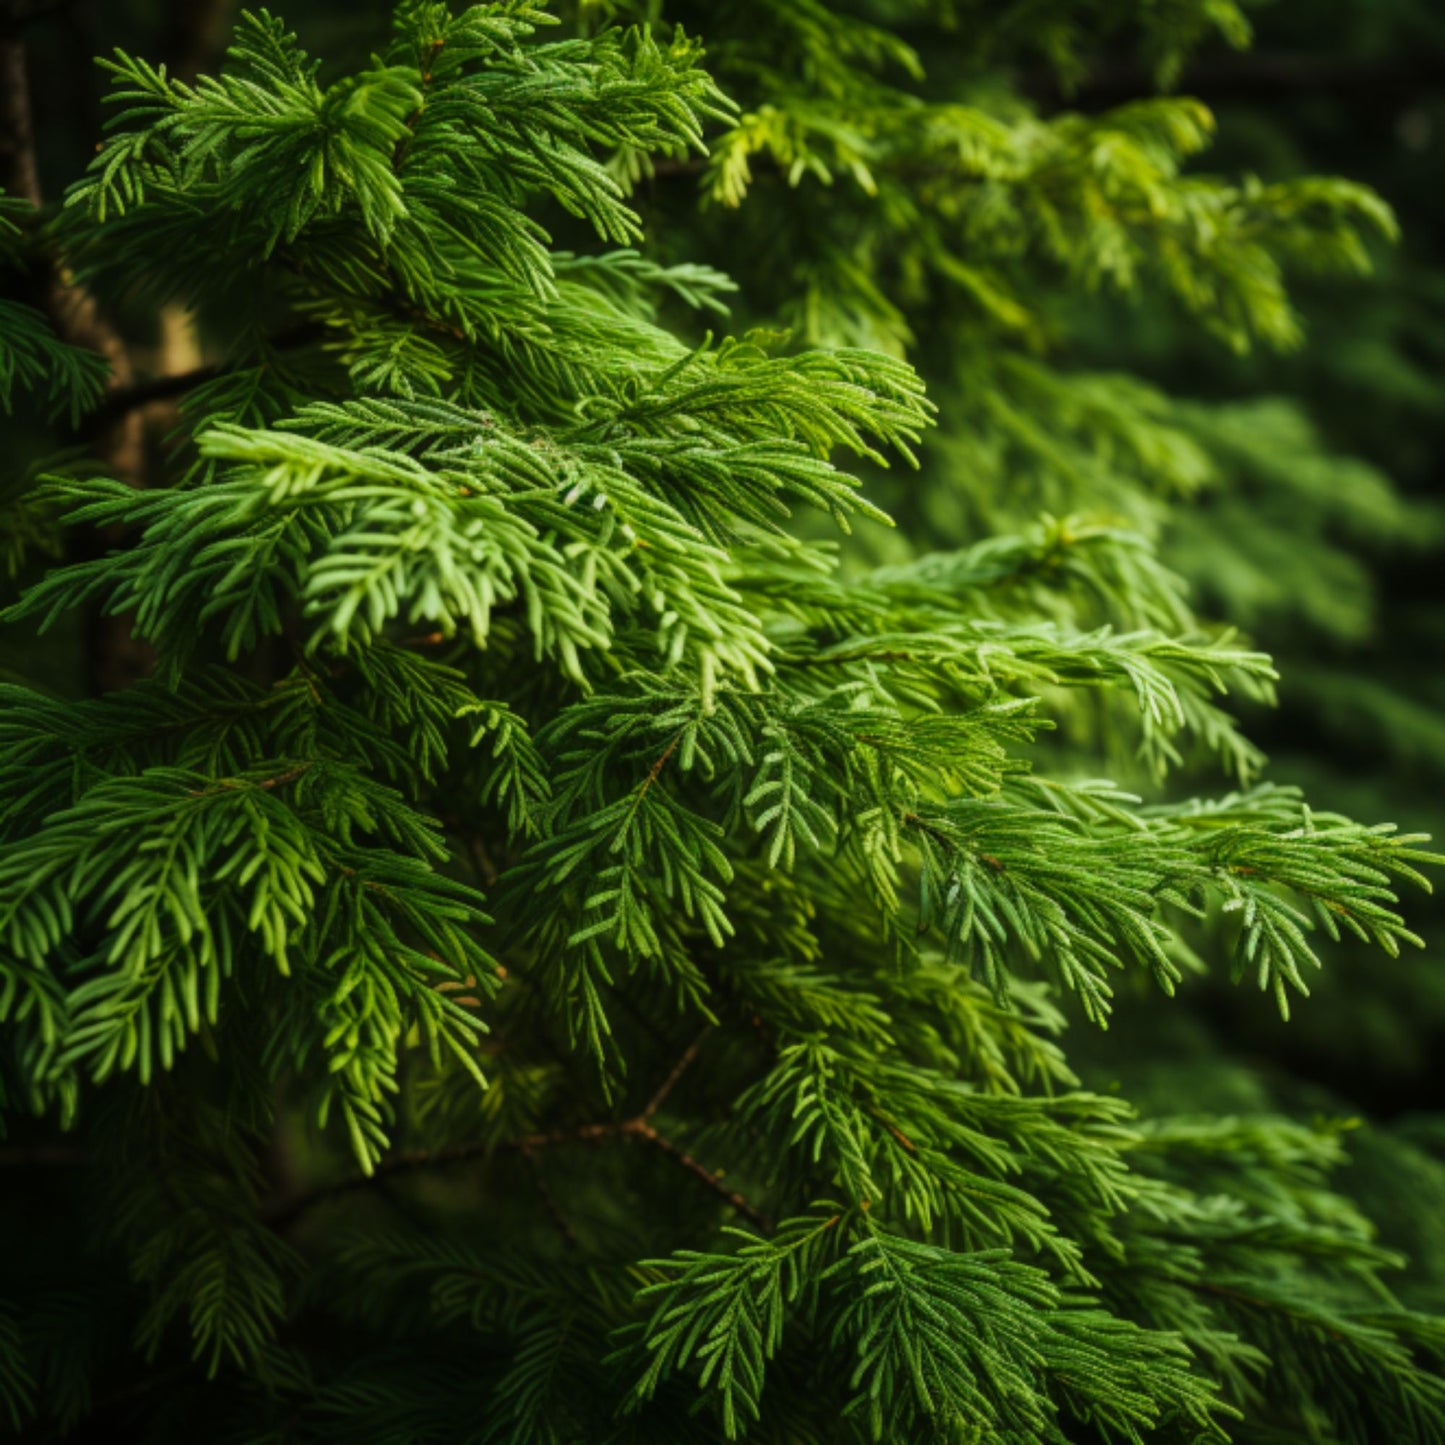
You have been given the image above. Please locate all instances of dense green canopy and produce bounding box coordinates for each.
[1,1,1443,1440]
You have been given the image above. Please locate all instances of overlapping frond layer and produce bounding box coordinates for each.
[0,2,1440,1442]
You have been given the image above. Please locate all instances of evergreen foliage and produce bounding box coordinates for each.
[0,1,1442,1440]
[1057,0,1445,1137]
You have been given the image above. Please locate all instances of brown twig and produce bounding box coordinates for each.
[261,1122,615,1228]
[642,1026,709,1120]
[630,1121,768,1230]
[521,1144,580,1248]
[187,762,313,798]
[623,730,684,831]
[263,1033,768,1231]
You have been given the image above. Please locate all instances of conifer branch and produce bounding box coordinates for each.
[2,3,1441,1436]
